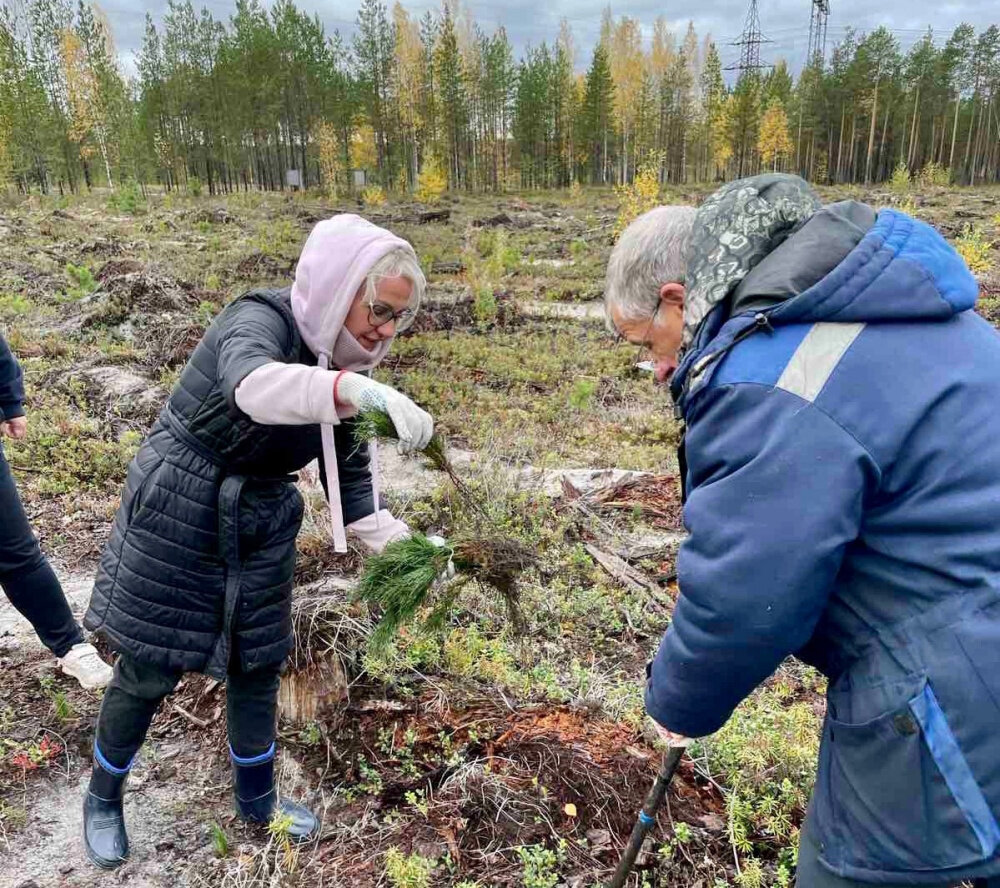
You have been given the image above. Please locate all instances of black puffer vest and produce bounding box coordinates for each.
[85,288,378,678]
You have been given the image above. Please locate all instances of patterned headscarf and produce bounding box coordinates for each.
[682,174,822,349]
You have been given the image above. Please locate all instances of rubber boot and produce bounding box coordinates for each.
[231,743,319,842]
[83,750,130,869]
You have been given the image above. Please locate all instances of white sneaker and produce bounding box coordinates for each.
[58,643,113,690]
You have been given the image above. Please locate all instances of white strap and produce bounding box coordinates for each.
[318,352,348,553]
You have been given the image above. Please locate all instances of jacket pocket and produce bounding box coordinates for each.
[238,479,303,556]
[817,677,1000,876]
[123,446,165,526]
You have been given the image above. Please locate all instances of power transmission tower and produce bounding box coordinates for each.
[726,0,772,77]
[798,0,831,178]
[806,0,830,67]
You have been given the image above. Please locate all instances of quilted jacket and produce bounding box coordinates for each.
[84,288,379,678]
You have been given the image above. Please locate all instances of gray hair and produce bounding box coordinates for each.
[604,205,697,327]
[362,246,426,330]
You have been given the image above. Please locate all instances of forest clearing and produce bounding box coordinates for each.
[0,178,997,888]
[2,0,1000,886]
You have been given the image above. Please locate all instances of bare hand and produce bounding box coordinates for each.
[652,720,695,748]
[0,416,27,439]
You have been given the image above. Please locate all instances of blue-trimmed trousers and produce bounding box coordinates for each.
[95,654,281,770]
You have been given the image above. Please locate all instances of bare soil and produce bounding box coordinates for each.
[1,575,723,887]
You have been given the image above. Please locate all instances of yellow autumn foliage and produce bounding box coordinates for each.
[955,224,995,276]
[415,155,447,204]
[59,30,97,148]
[362,185,387,207]
[351,125,379,173]
[315,121,343,198]
[614,154,662,240]
[758,101,793,171]
[0,109,12,187]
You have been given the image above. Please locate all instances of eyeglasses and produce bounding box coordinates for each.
[634,303,662,364]
[368,301,415,330]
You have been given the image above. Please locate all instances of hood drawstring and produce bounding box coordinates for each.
[318,352,383,554]
[369,437,382,530]
[317,351,348,553]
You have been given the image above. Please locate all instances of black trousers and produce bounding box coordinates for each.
[95,653,282,770]
[797,803,1000,887]
[0,444,83,657]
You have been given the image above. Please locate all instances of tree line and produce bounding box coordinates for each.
[0,0,998,196]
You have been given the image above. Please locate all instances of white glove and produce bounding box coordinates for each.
[347,510,410,553]
[428,535,456,581]
[336,373,434,454]
[651,720,695,748]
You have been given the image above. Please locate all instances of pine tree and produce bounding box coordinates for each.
[581,42,614,184]
[354,0,395,184]
[434,5,466,188]
[514,43,552,188]
[943,24,975,174]
[480,28,515,190]
[700,42,726,180]
[855,28,899,184]
[25,0,76,190]
[730,72,763,176]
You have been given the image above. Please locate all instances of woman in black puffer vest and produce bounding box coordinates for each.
[82,215,437,869]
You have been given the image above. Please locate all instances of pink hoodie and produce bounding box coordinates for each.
[290,215,418,552]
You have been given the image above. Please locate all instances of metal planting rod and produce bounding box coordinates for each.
[607,746,685,888]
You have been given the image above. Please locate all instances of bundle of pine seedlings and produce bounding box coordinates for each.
[354,409,536,645]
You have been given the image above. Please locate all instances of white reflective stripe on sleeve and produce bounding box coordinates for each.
[775,322,866,403]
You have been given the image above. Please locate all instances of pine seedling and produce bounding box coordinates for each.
[354,409,535,642]
[358,532,533,645]
[354,409,450,475]
[354,409,476,504]
[359,533,451,647]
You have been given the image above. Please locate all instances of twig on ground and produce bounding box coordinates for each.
[173,704,211,729]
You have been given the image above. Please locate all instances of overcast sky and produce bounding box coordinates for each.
[103,0,999,80]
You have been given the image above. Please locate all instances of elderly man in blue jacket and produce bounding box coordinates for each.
[605,174,1000,887]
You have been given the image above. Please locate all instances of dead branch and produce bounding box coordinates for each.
[584,544,654,595]
[172,703,211,729]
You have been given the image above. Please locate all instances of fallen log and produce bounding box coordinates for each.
[430,260,465,274]
[417,209,451,224]
[472,212,513,228]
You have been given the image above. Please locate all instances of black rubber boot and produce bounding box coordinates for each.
[231,744,319,843]
[83,753,130,869]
